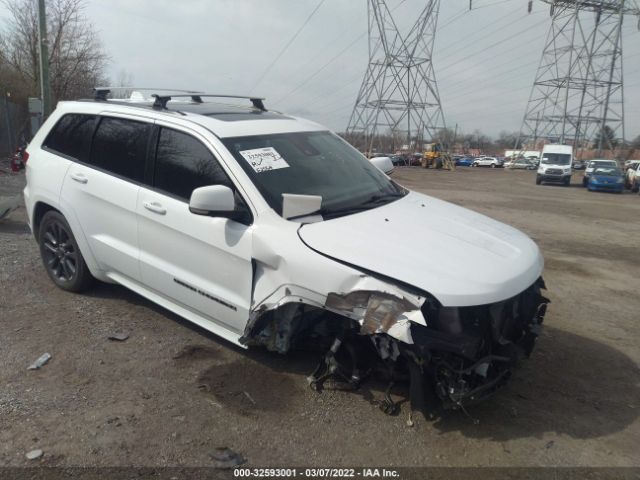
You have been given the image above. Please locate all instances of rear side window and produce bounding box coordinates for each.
[154,128,230,200]
[43,114,96,162]
[89,117,151,183]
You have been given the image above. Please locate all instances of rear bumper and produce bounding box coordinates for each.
[23,185,33,233]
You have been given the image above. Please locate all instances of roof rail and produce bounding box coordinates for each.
[151,94,267,112]
[93,87,202,101]
[92,87,267,111]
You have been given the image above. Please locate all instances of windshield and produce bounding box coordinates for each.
[541,153,571,165]
[594,168,622,176]
[222,131,406,218]
[589,161,617,169]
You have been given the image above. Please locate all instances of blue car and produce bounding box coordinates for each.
[455,157,474,167]
[587,167,625,193]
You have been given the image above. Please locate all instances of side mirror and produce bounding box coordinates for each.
[189,185,236,218]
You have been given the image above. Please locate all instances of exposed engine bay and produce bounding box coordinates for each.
[241,277,549,419]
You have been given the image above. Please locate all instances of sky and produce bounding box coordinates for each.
[1,0,639,139]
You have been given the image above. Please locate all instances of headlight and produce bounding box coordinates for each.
[591,178,598,184]
[616,178,624,184]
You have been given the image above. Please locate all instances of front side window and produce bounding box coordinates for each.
[222,131,405,218]
[154,128,231,201]
[43,114,97,162]
[89,117,151,182]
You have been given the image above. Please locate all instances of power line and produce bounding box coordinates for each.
[272,31,367,106]
[305,4,543,113]
[438,15,549,74]
[436,6,524,56]
[274,0,475,107]
[250,0,326,93]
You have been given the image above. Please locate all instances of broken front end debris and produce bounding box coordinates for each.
[241,277,549,419]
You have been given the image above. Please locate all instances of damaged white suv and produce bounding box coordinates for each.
[24,90,548,416]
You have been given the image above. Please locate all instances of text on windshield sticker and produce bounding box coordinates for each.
[239,147,289,173]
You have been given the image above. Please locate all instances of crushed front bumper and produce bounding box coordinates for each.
[402,278,548,411]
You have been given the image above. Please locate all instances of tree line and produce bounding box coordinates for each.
[0,0,109,147]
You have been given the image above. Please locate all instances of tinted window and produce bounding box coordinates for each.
[43,114,96,161]
[154,128,230,200]
[89,117,151,182]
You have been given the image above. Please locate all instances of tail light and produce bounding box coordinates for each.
[22,150,29,163]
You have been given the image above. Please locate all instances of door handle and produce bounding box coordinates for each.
[70,173,88,184]
[143,201,166,215]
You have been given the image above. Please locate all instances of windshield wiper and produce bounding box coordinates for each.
[358,192,405,206]
[287,204,371,221]
[287,191,405,221]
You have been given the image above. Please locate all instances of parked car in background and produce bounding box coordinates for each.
[506,158,536,170]
[625,162,640,192]
[587,167,624,193]
[572,160,586,170]
[402,153,422,166]
[455,156,474,167]
[472,156,503,168]
[389,154,407,167]
[369,156,395,175]
[583,159,619,187]
[624,160,640,171]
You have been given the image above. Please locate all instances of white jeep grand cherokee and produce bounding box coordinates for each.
[24,90,548,415]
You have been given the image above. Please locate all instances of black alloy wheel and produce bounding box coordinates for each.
[42,220,77,282]
[38,211,94,292]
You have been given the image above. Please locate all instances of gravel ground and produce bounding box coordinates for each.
[0,167,639,469]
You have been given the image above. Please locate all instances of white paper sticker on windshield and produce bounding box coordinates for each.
[239,147,289,173]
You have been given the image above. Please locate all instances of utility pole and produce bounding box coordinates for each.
[3,89,15,153]
[38,0,52,118]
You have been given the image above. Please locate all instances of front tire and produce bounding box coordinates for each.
[563,177,570,186]
[536,175,542,185]
[38,211,94,292]
[632,181,639,193]
[491,163,496,168]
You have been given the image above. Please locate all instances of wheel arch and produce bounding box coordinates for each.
[33,200,107,282]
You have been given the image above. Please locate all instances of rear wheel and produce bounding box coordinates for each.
[38,211,94,292]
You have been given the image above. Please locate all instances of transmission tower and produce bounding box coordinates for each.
[518,0,640,157]
[346,0,445,154]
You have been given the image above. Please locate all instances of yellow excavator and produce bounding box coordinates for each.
[421,143,456,170]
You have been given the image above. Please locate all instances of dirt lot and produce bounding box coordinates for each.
[1,167,639,469]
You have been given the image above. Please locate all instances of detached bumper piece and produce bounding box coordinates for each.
[308,279,549,419]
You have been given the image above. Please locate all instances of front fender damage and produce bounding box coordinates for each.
[240,275,428,352]
[241,227,549,420]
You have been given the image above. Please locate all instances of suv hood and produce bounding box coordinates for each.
[298,191,543,307]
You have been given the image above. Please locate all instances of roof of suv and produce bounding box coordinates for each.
[57,98,326,139]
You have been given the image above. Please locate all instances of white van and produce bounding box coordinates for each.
[536,144,573,186]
